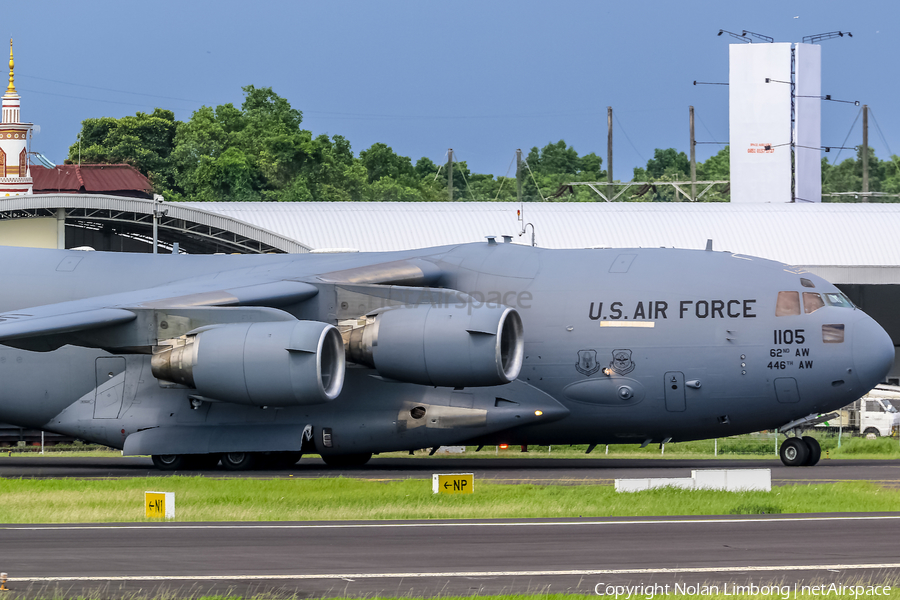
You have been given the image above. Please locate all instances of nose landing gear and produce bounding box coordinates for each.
[779,436,821,466]
[777,412,834,466]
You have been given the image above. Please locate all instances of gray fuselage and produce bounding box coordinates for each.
[0,242,891,456]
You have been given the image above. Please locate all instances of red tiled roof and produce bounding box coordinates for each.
[32,164,152,195]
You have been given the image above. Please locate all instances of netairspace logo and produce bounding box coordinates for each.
[594,582,893,599]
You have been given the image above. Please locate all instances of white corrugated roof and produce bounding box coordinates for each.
[181,201,900,268]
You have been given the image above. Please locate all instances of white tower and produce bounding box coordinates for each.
[729,42,821,203]
[0,39,33,196]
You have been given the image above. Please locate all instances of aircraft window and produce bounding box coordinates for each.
[803,292,825,314]
[800,278,815,288]
[822,324,845,343]
[824,293,853,308]
[775,291,801,316]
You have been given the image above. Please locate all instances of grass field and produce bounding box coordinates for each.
[11,591,900,600]
[0,477,898,523]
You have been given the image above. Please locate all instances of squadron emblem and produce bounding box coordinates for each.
[575,349,601,376]
[610,349,635,375]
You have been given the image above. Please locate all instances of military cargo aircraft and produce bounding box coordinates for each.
[0,238,891,469]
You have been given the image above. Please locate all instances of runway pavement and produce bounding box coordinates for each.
[2,455,900,486]
[2,516,900,598]
[2,457,900,597]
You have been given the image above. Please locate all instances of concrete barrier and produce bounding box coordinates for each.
[692,468,771,492]
[615,468,771,493]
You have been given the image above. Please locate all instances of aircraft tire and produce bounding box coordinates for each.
[321,453,372,468]
[779,437,809,467]
[801,436,821,466]
[151,454,187,471]
[221,452,257,471]
[185,454,222,470]
[257,452,303,469]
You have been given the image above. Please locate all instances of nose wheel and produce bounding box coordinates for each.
[777,413,833,467]
[801,435,821,465]
[779,436,821,466]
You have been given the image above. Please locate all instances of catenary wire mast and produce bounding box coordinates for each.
[862,104,868,196]
[690,106,696,201]
[447,148,453,202]
[516,148,522,203]
[607,107,613,185]
[569,106,728,202]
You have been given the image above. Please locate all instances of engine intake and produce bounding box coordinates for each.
[151,320,344,406]
[345,304,523,387]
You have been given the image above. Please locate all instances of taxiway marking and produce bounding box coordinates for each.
[11,563,900,582]
[5,514,900,531]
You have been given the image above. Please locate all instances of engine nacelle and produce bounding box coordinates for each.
[151,321,345,406]
[345,304,524,387]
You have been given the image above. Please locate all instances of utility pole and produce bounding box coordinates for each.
[689,106,696,201]
[607,107,613,185]
[516,149,522,203]
[862,105,869,199]
[448,148,454,202]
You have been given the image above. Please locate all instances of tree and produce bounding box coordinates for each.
[170,86,335,202]
[693,146,730,202]
[697,146,729,181]
[521,140,605,202]
[820,146,900,202]
[67,108,178,192]
[359,143,415,184]
[633,148,690,181]
[414,157,439,179]
[627,147,730,202]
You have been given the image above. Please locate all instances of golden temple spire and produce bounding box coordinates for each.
[6,39,15,94]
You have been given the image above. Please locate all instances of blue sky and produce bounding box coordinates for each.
[7,0,898,179]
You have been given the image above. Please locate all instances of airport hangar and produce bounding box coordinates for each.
[0,194,899,382]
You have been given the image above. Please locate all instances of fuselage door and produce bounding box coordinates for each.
[664,371,685,412]
[94,357,126,419]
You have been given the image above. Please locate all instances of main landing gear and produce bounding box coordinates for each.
[150,452,304,471]
[321,452,373,468]
[779,436,821,467]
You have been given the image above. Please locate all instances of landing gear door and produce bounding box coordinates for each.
[664,371,685,412]
[94,357,126,419]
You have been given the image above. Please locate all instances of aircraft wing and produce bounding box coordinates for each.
[0,273,326,350]
[0,308,138,343]
[0,254,444,352]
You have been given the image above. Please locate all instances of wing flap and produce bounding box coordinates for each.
[0,308,136,342]
[138,280,319,308]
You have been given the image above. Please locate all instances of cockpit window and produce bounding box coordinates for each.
[824,293,854,308]
[775,291,801,316]
[823,324,845,343]
[803,292,825,314]
[800,278,815,288]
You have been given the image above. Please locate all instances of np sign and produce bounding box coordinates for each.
[432,473,474,495]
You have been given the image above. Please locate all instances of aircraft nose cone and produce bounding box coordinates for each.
[853,316,895,390]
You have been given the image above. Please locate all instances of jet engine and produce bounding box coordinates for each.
[345,304,524,387]
[151,321,345,406]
